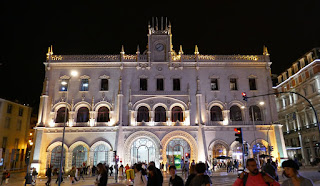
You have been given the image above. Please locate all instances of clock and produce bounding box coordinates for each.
[155,43,164,51]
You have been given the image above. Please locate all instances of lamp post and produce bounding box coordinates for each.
[58,71,77,186]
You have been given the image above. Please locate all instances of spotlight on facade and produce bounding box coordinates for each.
[259,101,265,106]
[71,70,78,77]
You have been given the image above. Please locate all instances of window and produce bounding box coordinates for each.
[80,79,89,91]
[97,107,110,122]
[137,106,149,122]
[4,117,10,128]
[60,79,69,91]
[2,137,7,150]
[249,105,262,121]
[230,78,238,90]
[173,79,180,91]
[7,104,12,114]
[155,106,166,122]
[100,79,108,91]
[55,107,69,123]
[211,79,219,90]
[172,106,184,122]
[230,105,242,121]
[140,78,148,91]
[249,78,257,90]
[77,107,89,122]
[16,120,22,131]
[157,79,164,91]
[210,106,223,121]
[18,108,24,116]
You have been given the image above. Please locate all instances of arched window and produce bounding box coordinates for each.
[230,105,242,121]
[210,106,223,121]
[172,106,184,122]
[97,107,110,122]
[155,106,166,122]
[249,105,262,121]
[50,146,66,169]
[56,107,69,123]
[77,107,89,122]
[94,144,109,165]
[137,106,149,122]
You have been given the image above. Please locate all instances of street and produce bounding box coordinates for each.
[2,166,320,186]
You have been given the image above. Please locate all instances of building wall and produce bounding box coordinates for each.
[0,99,32,170]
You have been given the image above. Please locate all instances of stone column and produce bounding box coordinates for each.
[37,95,49,126]
[309,140,316,161]
[196,94,203,124]
[285,117,290,133]
[89,151,94,167]
[298,132,306,165]
[304,110,310,126]
[295,112,302,130]
[31,128,44,173]
[273,125,288,163]
[115,92,124,163]
[222,110,230,125]
[197,124,207,162]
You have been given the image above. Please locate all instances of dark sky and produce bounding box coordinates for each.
[1,0,319,112]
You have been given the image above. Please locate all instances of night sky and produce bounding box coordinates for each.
[1,1,320,112]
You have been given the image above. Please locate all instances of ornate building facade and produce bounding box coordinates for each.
[31,20,287,174]
[274,48,320,164]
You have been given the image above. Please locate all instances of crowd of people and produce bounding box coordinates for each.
[21,157,316,186]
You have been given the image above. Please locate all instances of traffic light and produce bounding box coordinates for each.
[234,128,243,144]
[268,146,274,152]
[242,92,248,101]
[185,153,190,159]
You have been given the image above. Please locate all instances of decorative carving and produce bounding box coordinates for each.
[99,75,110,79]
[79,75,90,79]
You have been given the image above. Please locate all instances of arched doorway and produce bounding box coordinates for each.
[72,145,88,167]
[50,146,66,169]
[130,138,156,165]
[252,143,268,157]
[231,142,243,161]
[212,144,227,158]
[93,144,109,165]
[166,138,190,169]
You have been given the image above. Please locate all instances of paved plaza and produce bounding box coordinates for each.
[1,166,320,186]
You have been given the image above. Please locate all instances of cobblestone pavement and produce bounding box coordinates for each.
[1,166,320,185]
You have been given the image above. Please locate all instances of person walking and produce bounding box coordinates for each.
[95,163,108,186]
[133,163,147,186]
[262,159,278,181]
[185,164,196,186]
[79,167,85,181]
[45,166,52,186]
[92,165,97,176]
[1,170,8,185]
[232,158,279,186]
[109,165,113,176]
[189,163,211,186]
[55,168,64,184]
[281,159,314,186]
[169,165,184,186]
[31,168,38,185]
[149,161,163,186]
[147,165,161,186]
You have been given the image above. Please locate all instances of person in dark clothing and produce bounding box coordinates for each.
[79,167,85,180]
[92,165,97,176]
[147,165,161,186]
[149,161,163,185]
[45,166,52,186]
[95,163,108,186]
[262,159,278,181]
[169,165,184,186]
[109,165,113,176]
[185,164,196,186]
[189,163,212,186]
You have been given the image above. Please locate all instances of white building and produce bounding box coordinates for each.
[274,48,320,164]
[31,19,287,174]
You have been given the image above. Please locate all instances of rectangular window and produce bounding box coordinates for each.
[249,78,257,90]
[100,79,109,91]
[18,108,23,116]
[2,137,7,149]
[5,117,10,129]
[173,79,180,91]
[157,79,164,91]
[16,120,22,131]
[60,79,69,91]
[80,79,89,91]
[7,104,12,114]
[211,79,219,90]
[140,78,148,91]
[230,78,238,90]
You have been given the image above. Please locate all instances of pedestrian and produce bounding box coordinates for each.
[149,161,163,185]
[281,159,314,186]
[147,165,161,186]
[134,163,147,186]
[45,165,52,186]
[79,166,85,181]
[1,170,8,185]
[262,159,278,181]
[55,168,64,184]
[232,158,279,186]
[183,160,190,179]
[189,163,211,186]
[114,163,119,182]
[169,165,184,186]
[191,160,195,166]
[92,165,97,176]
[32,168,38,185]
[95,163,108,186]
[109,165,114,176]
[185,164,196,186]
[68,166,77,184]
[119,164,124,179]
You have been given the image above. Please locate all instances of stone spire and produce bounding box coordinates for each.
[263,45,269,56]
[194,45,199,55]
[179,45,184,55]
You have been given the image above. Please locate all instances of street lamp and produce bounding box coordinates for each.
[58,71,77,186]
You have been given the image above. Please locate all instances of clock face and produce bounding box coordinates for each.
[155,43,164,51]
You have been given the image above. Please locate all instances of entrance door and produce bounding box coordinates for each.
[166,138,190,169]
[131,138,155,165]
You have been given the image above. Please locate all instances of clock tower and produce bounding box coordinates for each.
[147,17,173,62]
